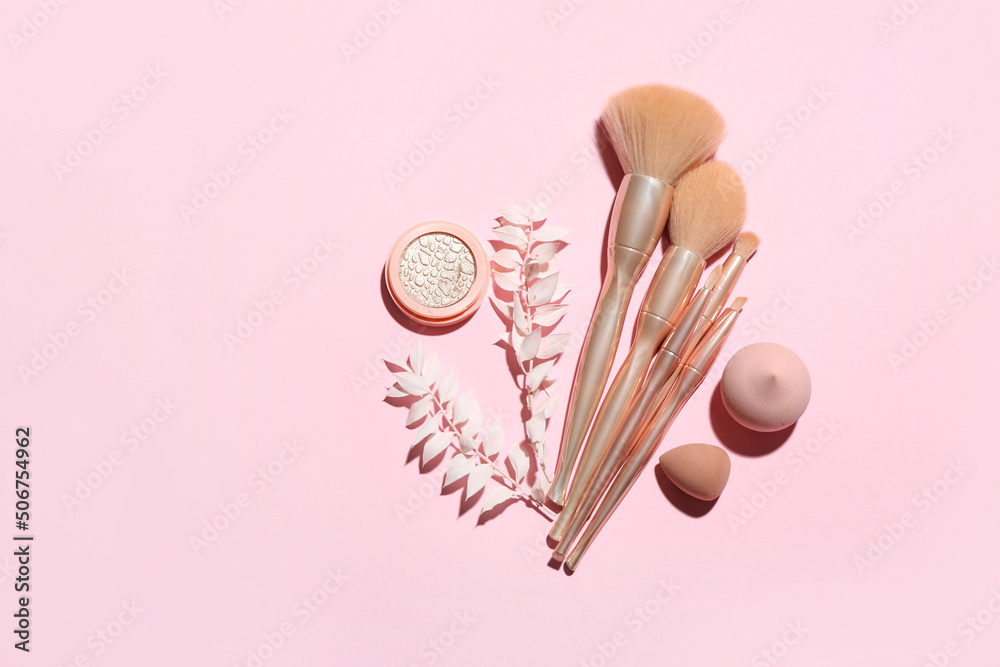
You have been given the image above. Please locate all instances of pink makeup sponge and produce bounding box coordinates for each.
[721,342,811,432]
[658,443,731,501]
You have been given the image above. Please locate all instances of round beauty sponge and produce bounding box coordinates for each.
[658,443,731,501]
[721,342,811,432]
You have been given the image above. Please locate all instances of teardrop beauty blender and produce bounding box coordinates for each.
[720,342,811,432]
[658,443,731,501]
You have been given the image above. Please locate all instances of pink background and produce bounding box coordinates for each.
[3,0,1000,665]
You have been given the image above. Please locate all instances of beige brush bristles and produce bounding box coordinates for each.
[733,231,761,261]
[601,85,726,185]
[669,161,747,258]
[728,296,748,311]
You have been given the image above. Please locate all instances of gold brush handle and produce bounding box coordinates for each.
[565,371,697,571]
[547,175,672,507]
[564,308,741,570]
[551,285,711,548]
[547,244,648,506]
[552,245,702,523]
[550,316,664,542]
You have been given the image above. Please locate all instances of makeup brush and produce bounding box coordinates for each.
[551,161,746,541]
[550,278,716,556]
[688,231,759,347]
[547,85,725,508]
[563,297,746,570]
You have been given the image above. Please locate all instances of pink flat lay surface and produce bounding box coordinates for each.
[3,1,999,665]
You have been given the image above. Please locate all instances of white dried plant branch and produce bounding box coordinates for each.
[489,202,571,487]
[385,340,554,520]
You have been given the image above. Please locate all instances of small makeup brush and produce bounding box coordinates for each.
[563,297,746,570]
[551,161,746,540]
[548,85,725,508]
[551,275,717,554]
[688,231,759,348]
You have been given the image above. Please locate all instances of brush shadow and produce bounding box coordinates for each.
[709,383,795,456]
[654,464,719,517]
[476,497,520,526]
[595,120,623,281]
[380,264,469,336]
[704,238,735,269]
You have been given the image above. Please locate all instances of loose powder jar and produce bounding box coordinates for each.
[385,221,489,327]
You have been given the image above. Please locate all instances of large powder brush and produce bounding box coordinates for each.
[548,85,725,507]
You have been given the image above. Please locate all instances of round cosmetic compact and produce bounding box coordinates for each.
[385,221,489,327]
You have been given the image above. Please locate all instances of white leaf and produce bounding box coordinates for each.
[498,205,530,227]
[488,295,513,320]
[491,248,522,270]
[529,242,559,263]
[551,283,572,302]
[492,271,522,292]
[543,394,559,419]
[422,354,441,385]
[531,395,548,416]
[481,485,517,513]
[437,367,458,403]
[465,464,494,499]
[519,328,541,362]
[529,201,549,222]
[452,391,475,425]
[408,340,424,374]
[526,411,546,443]
[532,304,569,327]
[393,371,430,396]
[458,434,477,453]
[406,395,433,426]
[527,273,559,306]
[526,359,555,391]
[537,332,571,358]
[512,297,529,335]
[507,444,529,483]
[482,420,504,457]
[530,478,547,502]
[494,226,528,249]
[421,432,452,465]
[523,260,540,283]
[462,401,482,436]
[411,417,437,449]
[385,385,407,399]
[510,327,524,362]
[444,453,477,486]
[533,225,570,243]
